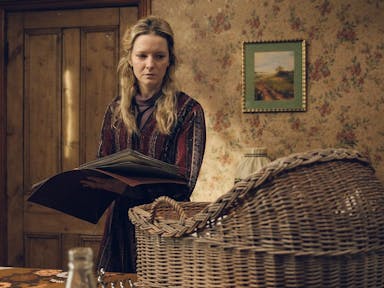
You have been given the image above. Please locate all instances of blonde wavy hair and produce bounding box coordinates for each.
[116,16,179,135]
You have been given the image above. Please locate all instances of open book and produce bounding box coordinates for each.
[27,148,188,224]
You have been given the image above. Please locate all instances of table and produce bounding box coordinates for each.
[0,267,136,287]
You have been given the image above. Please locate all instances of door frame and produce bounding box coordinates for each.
[0,0,151,266]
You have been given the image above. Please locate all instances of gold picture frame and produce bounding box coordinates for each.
[242,40,306,113]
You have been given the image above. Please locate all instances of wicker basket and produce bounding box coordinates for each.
[129,148,384,287]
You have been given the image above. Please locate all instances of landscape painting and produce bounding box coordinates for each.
[254,51,294,101]
[242,40,306,112]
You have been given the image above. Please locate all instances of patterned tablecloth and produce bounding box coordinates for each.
[0,267,136,288]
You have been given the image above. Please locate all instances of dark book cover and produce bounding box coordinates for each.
[27,149,187,224]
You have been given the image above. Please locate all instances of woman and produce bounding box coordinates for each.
[92,16,206,273]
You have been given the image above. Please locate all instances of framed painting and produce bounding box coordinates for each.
[242,40,306,112]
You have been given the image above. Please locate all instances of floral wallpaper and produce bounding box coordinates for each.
[152,0,384,202]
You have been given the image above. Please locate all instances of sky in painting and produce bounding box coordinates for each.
[254,51,294,73]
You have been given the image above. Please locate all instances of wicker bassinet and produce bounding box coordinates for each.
[129,148,384,287]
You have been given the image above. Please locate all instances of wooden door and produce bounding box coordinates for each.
[6,7,138,269]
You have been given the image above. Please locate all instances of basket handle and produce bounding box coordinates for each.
[149,196,187,225]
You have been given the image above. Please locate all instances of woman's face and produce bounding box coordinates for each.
[130,34,170,94]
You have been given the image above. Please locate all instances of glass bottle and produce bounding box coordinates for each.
[234,147,271,184]
[65,247,97,288]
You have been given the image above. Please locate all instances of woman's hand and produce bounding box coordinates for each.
[80,177,127,194]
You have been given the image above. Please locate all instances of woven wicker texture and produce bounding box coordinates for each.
[129,148,384,287]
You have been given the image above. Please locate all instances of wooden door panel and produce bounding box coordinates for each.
[62,28,81,171]
[7,6,138,268]
[25,233,62,268]
[81,28,118,162]
[7,12,25,266]
[24,8,120,29]
[24,30,62,188]
[61,234,102,269]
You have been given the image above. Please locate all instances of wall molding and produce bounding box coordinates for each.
[0,8,6,266]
